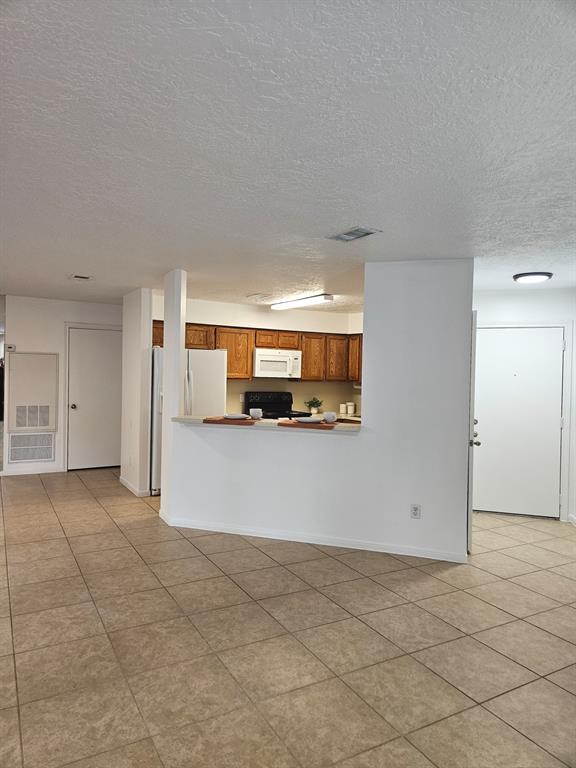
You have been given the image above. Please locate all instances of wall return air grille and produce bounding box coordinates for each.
[9,433,55,463]
[15,405,51,429]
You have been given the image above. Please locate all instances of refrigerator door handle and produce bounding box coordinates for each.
[184,366,193,415]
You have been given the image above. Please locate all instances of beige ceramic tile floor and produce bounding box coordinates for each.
[0,472,575,767]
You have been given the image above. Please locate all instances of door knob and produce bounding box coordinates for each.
[469,439,481,446]
[474,418,478,425]
[70,403,77,409]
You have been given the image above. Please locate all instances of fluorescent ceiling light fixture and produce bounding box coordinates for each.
[328,227,378,242]
[512,272,553,284]
[270,293,334,310]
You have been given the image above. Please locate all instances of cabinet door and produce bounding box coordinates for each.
[277,330,300,349]
[186,324,215,349]
[255,329,278,348]
[348,334,362,382]
[326,335,349,381]
[152,320,164,347]
[300,333,326,380]
[215,327,255,379]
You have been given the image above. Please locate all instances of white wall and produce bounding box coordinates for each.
[474,288,576,522]
[152,293,358,334]
[120,289,152,495]
[3,296,122,474]
[164,259,473,561]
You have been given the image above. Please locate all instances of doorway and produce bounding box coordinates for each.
[67,327,122,470]
[473,326,565,518]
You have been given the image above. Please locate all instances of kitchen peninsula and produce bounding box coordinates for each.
[151,260,473,565]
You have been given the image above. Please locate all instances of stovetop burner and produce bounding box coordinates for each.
[244,391,310,420]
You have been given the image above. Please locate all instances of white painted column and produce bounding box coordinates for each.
[120,288,153,495]
[160,269,187,520]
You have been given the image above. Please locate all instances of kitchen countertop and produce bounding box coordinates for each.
[172,416,361,433]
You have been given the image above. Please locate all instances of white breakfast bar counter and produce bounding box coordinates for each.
[171,416,361,432]
[161,413,466,563]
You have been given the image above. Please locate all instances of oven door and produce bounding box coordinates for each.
[254,348,299,378]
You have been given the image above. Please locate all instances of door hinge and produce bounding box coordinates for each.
[560,416,565,429]
[562,339,566,351]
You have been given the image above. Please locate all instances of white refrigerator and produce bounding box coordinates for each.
[150,347,227,494]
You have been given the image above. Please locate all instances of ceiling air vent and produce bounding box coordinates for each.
[328,227,379,242]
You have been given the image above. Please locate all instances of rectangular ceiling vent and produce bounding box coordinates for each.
[9,433,55,463]
[328,227,378,242]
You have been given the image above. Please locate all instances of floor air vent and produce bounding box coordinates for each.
[9,433,55,463]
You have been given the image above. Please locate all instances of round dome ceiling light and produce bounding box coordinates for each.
[512,272,553,284]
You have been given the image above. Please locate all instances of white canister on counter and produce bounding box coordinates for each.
[339,403,347,415]
[346,402,355,415]
[323,411,337,423]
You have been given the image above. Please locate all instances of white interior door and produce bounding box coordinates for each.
[473,326,564,518]
[68,328,122,470]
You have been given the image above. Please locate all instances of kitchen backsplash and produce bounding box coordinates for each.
[227,379,361,416]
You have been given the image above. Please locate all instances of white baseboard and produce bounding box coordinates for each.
[120,476,150,497]
[0,465,65,476]
[158,512,467,563]
[568,513,576,527]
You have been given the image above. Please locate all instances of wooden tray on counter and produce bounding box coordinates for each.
[278,420,335,430]
[203,417,256,426]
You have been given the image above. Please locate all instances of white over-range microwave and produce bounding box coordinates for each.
[253,348,302,379]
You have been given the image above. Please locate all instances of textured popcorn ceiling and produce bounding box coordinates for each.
[0,0,574,306]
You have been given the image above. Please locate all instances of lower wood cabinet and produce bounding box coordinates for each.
[215,327,255,379]
[348,334,362,382]
[300,333,326,380]
[326,335,349,380]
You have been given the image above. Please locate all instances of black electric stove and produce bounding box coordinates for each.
[244,391,309,420]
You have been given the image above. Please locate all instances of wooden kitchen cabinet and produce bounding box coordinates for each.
[277,330,300,349]
[300,333,326,380]
[152,321,215,350]
[255,329,278,348]
[326,335,349,381]
[152,320,164,347]
[215,327,255,379]
[185,324,215,349]
[348,334,362,383]
[255,329,300,349]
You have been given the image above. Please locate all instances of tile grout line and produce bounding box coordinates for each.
[3,482,575,767]
[42,471,170,768]
[0,477,26,768]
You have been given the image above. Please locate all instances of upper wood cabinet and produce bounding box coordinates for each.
[255,329,278,348]
[152,321,215,350]
[348,334,363,383]
[215,327,255,379]
[326,335,349,381]
[186,324,215,350]
[152,320,164,347]
[277,330,300,349]
[300,333,326,381]
[255,329,300,350]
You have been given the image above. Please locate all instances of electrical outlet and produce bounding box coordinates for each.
[410,504,422,520]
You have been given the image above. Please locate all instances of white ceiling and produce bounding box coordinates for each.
[1,0,575,308]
